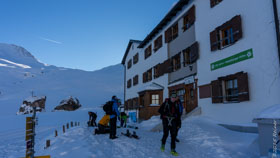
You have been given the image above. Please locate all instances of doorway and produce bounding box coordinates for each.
[185,81,198,113]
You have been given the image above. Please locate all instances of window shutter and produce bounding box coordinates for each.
[211,80,223,103]
[210,30,219,51]
[189,5,196,25]
[231,15,242,42]
[162,59,172,74]
[165,28,172,43]
[237,72,249,102]
[190,42,199,63]
[158,63,164,77]
[210,0,215,8]
[142,72,146,83]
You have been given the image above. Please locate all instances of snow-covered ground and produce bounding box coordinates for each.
[0,108,260,158]
[0,43,261,157]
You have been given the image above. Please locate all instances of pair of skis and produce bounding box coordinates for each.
[121,129,139,139]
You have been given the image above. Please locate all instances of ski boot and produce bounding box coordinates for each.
[160,144,165,152]
[171,149,179,156]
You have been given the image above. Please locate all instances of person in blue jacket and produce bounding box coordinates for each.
[109,95,120,139]
[175,96,183,142]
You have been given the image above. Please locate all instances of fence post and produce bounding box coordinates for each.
[63,125,65,133]
[55,130,58,137]
[45,140,50,149]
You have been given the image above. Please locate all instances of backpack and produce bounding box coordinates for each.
[103,101,114,115]
[159,99,178,117]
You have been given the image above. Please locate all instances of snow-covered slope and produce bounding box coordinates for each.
[0,43,124,117]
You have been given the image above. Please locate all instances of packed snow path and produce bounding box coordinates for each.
[35,117,258,158]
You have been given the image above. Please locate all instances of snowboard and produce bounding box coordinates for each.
[121,129,139,139]
[127,125,138,129]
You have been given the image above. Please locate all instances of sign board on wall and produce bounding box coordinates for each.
[210,48,253,71]
[184,75,194,84]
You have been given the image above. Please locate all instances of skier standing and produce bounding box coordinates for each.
[158,93,181,156]
[109,96,120,139]
[175,96,183,142]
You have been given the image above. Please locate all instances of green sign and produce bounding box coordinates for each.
[211,48,253,71]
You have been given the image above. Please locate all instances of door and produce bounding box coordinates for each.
[185,82,198,113]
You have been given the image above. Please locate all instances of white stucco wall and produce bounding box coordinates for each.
[125,41,169,101]
[124,1,196,101]
[195,0,280,124]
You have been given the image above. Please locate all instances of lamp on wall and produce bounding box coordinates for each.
[189,65,193,71]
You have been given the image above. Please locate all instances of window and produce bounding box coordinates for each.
[154,35,163,52]
[211,72,249,103]
[225,79,238,102]
[153,64,160,79]
[127,59,132,69]
[147,69,152,81]
[220,27,234,48]
[145,45,152,59]
[210,15,242,51]
[177,89,185,104]
[133,75,139,86]
[143,69,152,83]
[210,0,223,8]
[133,53,139,64]
[183,48,191,66]
[151,94,159,105]
[143,72,147,83]
[171,53,181,72]
[127,79,132,88]
[165,22,178,43]
[183,5,195,31]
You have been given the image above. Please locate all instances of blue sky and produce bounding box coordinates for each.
[0,0,178,71]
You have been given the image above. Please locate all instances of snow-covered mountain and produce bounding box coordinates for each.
[0,43,124,116]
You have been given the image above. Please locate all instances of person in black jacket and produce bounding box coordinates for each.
[158,93,181,156]
[88,111,97,127]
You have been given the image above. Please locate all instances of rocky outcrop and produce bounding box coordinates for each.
[17,96,46,115]
[54,96,81,111]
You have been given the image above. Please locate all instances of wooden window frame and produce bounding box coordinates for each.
[153,64,160,79]
[154,35,163,52]
[224,78,238,102]
[171,53,181,72]
[133,75,139,86]
[127,59,132,69]
[144,45,152,59]
[151,94,160,105]
[127,79,132,88]
[183,48,191,66]
[165,22,178,43]
[210,15,242,51]
[211,72,249,103]
[210,0,223,8]
[147,68,153,82]
[183,5,195,31]
[133,53,139,64]
[142,72,147,83]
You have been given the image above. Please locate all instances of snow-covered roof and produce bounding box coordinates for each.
[256,104,280,119]
[25,96,45,104]
[138,83,164,93]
